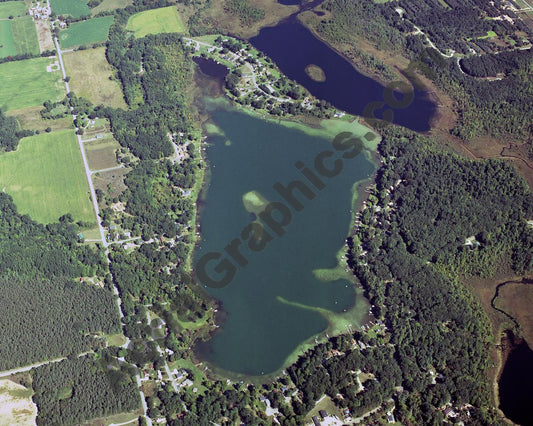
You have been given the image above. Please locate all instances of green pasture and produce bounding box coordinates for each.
[0,57,64,111]
[0,130,95,224]
[0,1,27,19]
[126,6,185,38]
[0,20,16,58]
[11,17,40,56]
[59,16,114,48]
[50,0,90,17]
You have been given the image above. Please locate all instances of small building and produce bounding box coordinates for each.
[387,411,396,423]
[312,416,321,426]
[319,410,327,419]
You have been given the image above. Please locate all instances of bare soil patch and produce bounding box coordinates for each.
[35,20,54,52]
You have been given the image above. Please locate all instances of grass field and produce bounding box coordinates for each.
[50,0,90,17]
[0,57,64,111]
[6,106,73,133]
[11,16,40,55]
[126,6,186,38]
[0,130,95,224]
[0,20,16,58]
[91,0,132,15]
[63,47,126,108]
[86,137,121,170]
[59,16,114,48]
[0,1,26,18]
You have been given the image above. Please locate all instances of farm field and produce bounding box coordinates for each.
[0,130,95,224]
[59,16,114,48]
[10,16,40,55]
[126,6,186,38]
[85,137,121,170]
[50,0,90,17]
[0,1,26,19]
[0,57,64,111]
[0,20,16,58]
[63,47,126,108]
[91,0,132,15]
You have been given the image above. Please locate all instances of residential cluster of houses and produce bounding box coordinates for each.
[29,2,51,20]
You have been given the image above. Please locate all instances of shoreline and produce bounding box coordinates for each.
[188,93,379,382]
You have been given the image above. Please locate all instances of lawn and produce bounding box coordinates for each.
[91,0,132,15]
[0,130,95,224]
[0,20,16,58]
[11,16,40,56]
[59,16,114,48]
[126,6,186,38]
[0,1,26,19]
[62,46,126,108]
[0,57,64,111]
[50,0,90,17]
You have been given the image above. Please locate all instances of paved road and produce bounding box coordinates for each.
[53,31,150,425]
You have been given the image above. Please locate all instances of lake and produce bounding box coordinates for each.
[193,104,375,375]
[499,340,533,425]
[250,21,436,132]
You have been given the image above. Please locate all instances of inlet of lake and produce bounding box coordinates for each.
[250,21,436,132]
[193,103,375,376]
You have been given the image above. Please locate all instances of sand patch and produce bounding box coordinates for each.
[0,379,37,426]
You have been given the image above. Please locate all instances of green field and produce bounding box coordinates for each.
[50,0,90,17]
[0,1,26,18]
[59,16,114,48]
[0,57,64,111]
[126,6,185,38]
[91,0,132,15]
[0,130,95,224]
[11,17,40,55]
[0,17,40,58]
[0,20,16,58]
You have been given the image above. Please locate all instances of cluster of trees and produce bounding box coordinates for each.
[460,48,533,78]
[103,31,193,159]
[224,0,265,26]
[0,109,32,151]
[32,353,140,425]
[319,0,409,52]
[348,128,531,423]
[0,194,121,370]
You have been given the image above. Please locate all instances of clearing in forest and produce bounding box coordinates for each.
[62,46,126,108]
[0,130,95,224]
[126,6,186,38]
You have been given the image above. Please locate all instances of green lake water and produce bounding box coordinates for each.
[194,105,375,376]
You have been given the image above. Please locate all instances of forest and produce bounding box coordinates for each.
[224,0,265,26]
[348,128,532,423]
[31,352,141,425]
[0,109,33,151]
[0,194,121,370]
